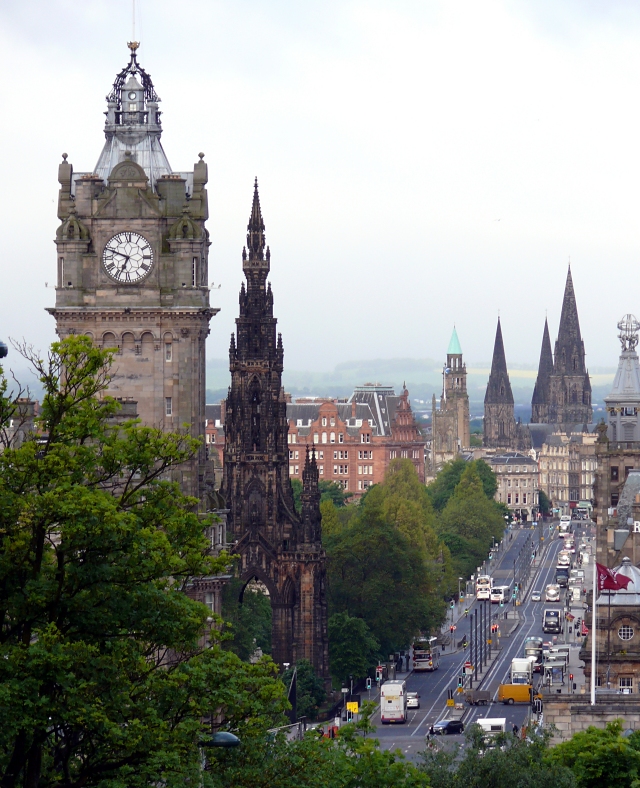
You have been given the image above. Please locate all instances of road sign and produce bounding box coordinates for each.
[464,665,474,675]
[347,702,359,714]
[446,698,455,707]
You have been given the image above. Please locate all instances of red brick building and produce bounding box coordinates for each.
[206,383,425,498]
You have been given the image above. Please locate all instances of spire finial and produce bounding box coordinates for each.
[246,178,266,262]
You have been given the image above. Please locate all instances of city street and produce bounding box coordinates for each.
[367,521,590,760]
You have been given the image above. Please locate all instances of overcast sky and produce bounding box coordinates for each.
[1,0,639,376]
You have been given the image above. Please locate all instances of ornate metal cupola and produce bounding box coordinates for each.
[95,42,171,190]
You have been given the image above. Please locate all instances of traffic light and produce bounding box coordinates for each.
[569,673,574,682]
[457,675,463,687]
[450,599,455,609]
[449,625,454,633]
[366,677,372,690]
[376,666,383,682]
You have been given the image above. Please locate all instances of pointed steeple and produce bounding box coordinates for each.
[484,318,514,404]
[246,177,266,262]
[554,266,586,375]
[447,326,462,355]
[532,318,553,411]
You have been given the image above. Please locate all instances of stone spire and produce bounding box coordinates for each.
[246,178,267,263]
[484,318,514,405]
[554,266,586,376]
[531,318,553,423]
[483,318,517,449]
[548,266,592,427]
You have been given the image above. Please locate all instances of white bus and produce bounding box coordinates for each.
[476,575,493,600]
[412,637,440,672]
[490,585,511,604]
[380,679,407,724]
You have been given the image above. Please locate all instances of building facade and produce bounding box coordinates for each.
[485,452,539,522]
[431,327,470,469]
[208,384,425,498]
[220,182,329,678]
[47,43,216,499]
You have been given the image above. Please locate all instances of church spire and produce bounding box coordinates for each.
[531,318,553,422]
[484,318,514,404]
[554,266,586,375]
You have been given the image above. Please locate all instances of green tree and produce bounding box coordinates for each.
[291,477,303,513]
[319,479,353,507]
[419,726,576,788]
[326,513,440,656]
[539,489,551,516]
[321,498,341,537]
[427,458,497,512]
[0,337,291,788]
[546,720,640,788]
[221,577,272,660]
[328,612,380,685]
[282,659,326,720]
[437,464,505,577]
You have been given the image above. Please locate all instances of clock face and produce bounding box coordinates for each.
[128,91,137,100]
[102,232,154,283]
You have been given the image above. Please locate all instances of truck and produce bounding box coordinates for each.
[555,566,570,587]
[412,637,440,672]
[464,689,491,706]
[380,679,407,724]
[476,717,506,734]
[510,656,535,684]
[498,684,541,704]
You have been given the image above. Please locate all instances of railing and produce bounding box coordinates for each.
[114,110,161,126]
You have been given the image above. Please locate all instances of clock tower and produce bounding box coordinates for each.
[48,43,217,498]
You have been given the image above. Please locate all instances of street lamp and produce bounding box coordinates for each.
[458,577,464,603]
[0,342,7,359]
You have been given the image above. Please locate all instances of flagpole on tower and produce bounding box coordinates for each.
[590,561,597,705]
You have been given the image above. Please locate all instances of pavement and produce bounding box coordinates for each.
[365,520,592,761]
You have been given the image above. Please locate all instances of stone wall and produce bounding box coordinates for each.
[543,693,640,743]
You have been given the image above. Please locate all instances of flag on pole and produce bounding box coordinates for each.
[596,563,633,591]
[581,621,589,636]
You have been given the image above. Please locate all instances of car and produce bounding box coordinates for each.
[530,590,541,602]
[433,719,465,735]
[407,692,420,709]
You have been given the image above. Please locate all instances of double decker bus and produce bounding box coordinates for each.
[412,636,440,671]
[476,575,493,600]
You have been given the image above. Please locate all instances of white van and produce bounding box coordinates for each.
[545,584,560,602]
[476,718,506,734]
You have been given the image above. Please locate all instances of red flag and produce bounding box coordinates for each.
[596,562,633,591]
[581,621,589,636]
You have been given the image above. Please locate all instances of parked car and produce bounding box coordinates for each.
[531,590,541,602]
[433,719,465,735]
[407,692,420,709]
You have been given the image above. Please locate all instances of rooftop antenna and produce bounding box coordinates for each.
[132,0,136,42]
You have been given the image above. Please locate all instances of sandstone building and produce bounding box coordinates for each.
[47,43,216,500]
[431,327,470,469]
[207,383,425,498]
[220,182,329,677]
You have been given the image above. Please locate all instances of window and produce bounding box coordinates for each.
[192,257,198,287]
[413,450,420,459]
[338,433,344,443]
[291,434,296,444]
[361,433,370,443]
[322,432,327,444]
[620,677,633,693]
[319,465,324,475]
[389,450,397,459]
[330,417,335,427]
[523,493,527,504]
[314,433,319,444]
[333,465,338,474]
[507,493,512,505]
[334,451,338,459]
[289,465,294,475]
[297,419,303,427]
[129,103,137,111]
[619,626,634,641]
[295,465,299,475]
[289,450,294,459]
[358,481,363,490]
[322,417,327,427]
[318,451,324,459]
[330,432,336,443]
[611,466,619,482]
[204,592,216,613]
[401,450,408,458]
[165,343,172,362]
[165,397,172,416]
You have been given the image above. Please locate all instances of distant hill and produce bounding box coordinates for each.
[206,357,616,421]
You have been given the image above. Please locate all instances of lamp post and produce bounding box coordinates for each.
[458,576,464,604]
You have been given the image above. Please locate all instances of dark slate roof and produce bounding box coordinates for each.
[205,403,222,423]
[484,318,514,405]
[286,401,377,437]
[347,385,399,436]
[485,451,537,467]
[532,318,553,406]
[528,423,554,450]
